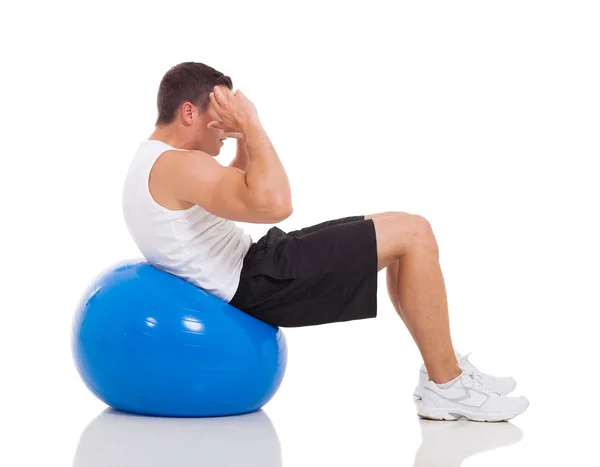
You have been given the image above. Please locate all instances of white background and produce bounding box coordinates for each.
[2,0,599,465]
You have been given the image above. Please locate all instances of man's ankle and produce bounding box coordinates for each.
[429,366,461,385]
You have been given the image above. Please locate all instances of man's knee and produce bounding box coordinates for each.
[409,214,439,256]
[411,214,434,235]
[371,211,439,267]
[381,211,434,236]
[383,212,438,254]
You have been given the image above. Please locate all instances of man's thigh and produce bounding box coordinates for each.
[364,211,404,221]
[286,211,407,238]
[285,215,365,238]
[231,217,379,326]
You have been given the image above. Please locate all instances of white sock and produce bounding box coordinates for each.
[435,373,462,389]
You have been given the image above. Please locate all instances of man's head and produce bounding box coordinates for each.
[154,62,232,155]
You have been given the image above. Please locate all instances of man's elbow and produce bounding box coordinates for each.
[271,202,293,222]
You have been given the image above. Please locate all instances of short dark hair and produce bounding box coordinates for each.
[155,62,233,126]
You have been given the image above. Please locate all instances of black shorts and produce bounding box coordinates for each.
[228,215,378,327]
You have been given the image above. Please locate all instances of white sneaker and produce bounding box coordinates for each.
[413,351,517,399]
[416,367,529,422]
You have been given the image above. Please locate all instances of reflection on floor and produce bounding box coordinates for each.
[73,408,283,467]
[72,401,523,467]
[413,396,523,467]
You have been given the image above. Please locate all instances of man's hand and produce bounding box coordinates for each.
[207,87,258,134]
[207,123,244,140]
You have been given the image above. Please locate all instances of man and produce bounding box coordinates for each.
[122,62,529,422]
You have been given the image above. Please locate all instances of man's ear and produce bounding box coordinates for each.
[181,102,195,123]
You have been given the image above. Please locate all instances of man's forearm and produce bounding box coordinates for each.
[241,117,292,210]
[229,138,250,171]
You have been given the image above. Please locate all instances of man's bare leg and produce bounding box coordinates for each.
[365,212,460,384]
[363,213,413,330]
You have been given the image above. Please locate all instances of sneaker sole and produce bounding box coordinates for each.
[414,386,514,401]
[416,404,526,422]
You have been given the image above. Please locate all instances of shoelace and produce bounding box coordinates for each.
[457,352,488,383]
[456,361,500,395]
[458,352,476,371]
[455,352,478,378]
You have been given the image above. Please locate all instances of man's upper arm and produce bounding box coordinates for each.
[158,150,290,224]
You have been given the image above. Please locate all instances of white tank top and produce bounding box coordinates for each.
[122,140,253,303]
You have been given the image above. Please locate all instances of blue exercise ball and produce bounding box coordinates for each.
[71,259,287,417]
